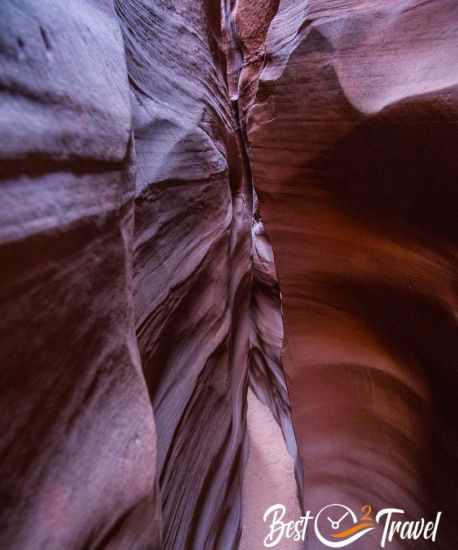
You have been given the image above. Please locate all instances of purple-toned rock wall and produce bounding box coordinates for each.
[1,1,457,549]
[0,1,160,548]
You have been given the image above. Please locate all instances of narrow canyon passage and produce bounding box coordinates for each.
[0,1,457,549]
[116,0,301,547]
[240,390,302,550]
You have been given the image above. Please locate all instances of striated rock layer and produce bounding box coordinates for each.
[246,0,458,548]
[1,0,457,549]
[116,1,254,547]
[0,1,160,548]
[116,1,299,547]
[0,1,296,549]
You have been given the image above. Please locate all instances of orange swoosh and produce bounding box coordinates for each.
[332,522,374,539]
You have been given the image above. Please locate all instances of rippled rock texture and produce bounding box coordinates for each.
[117,2,256,547]
[0,1,160,548]
[1,0,457,549]
[246,1,458,548]
[0,1,293,548]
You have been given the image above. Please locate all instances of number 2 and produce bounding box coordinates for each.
[361,505,373,522]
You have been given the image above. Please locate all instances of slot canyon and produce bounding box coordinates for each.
[0,1,457,549]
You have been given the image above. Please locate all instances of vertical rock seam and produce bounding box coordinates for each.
[115,0,300,548]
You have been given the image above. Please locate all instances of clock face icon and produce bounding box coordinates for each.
[314,504,375,548]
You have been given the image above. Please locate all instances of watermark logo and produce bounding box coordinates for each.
[263,503,442,548]
[315,504,375,548]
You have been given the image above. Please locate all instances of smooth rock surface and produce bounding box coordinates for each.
[1,1,457,549]
[0,1,160,548]
[240,389,302,550]
[248,1,458,548]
